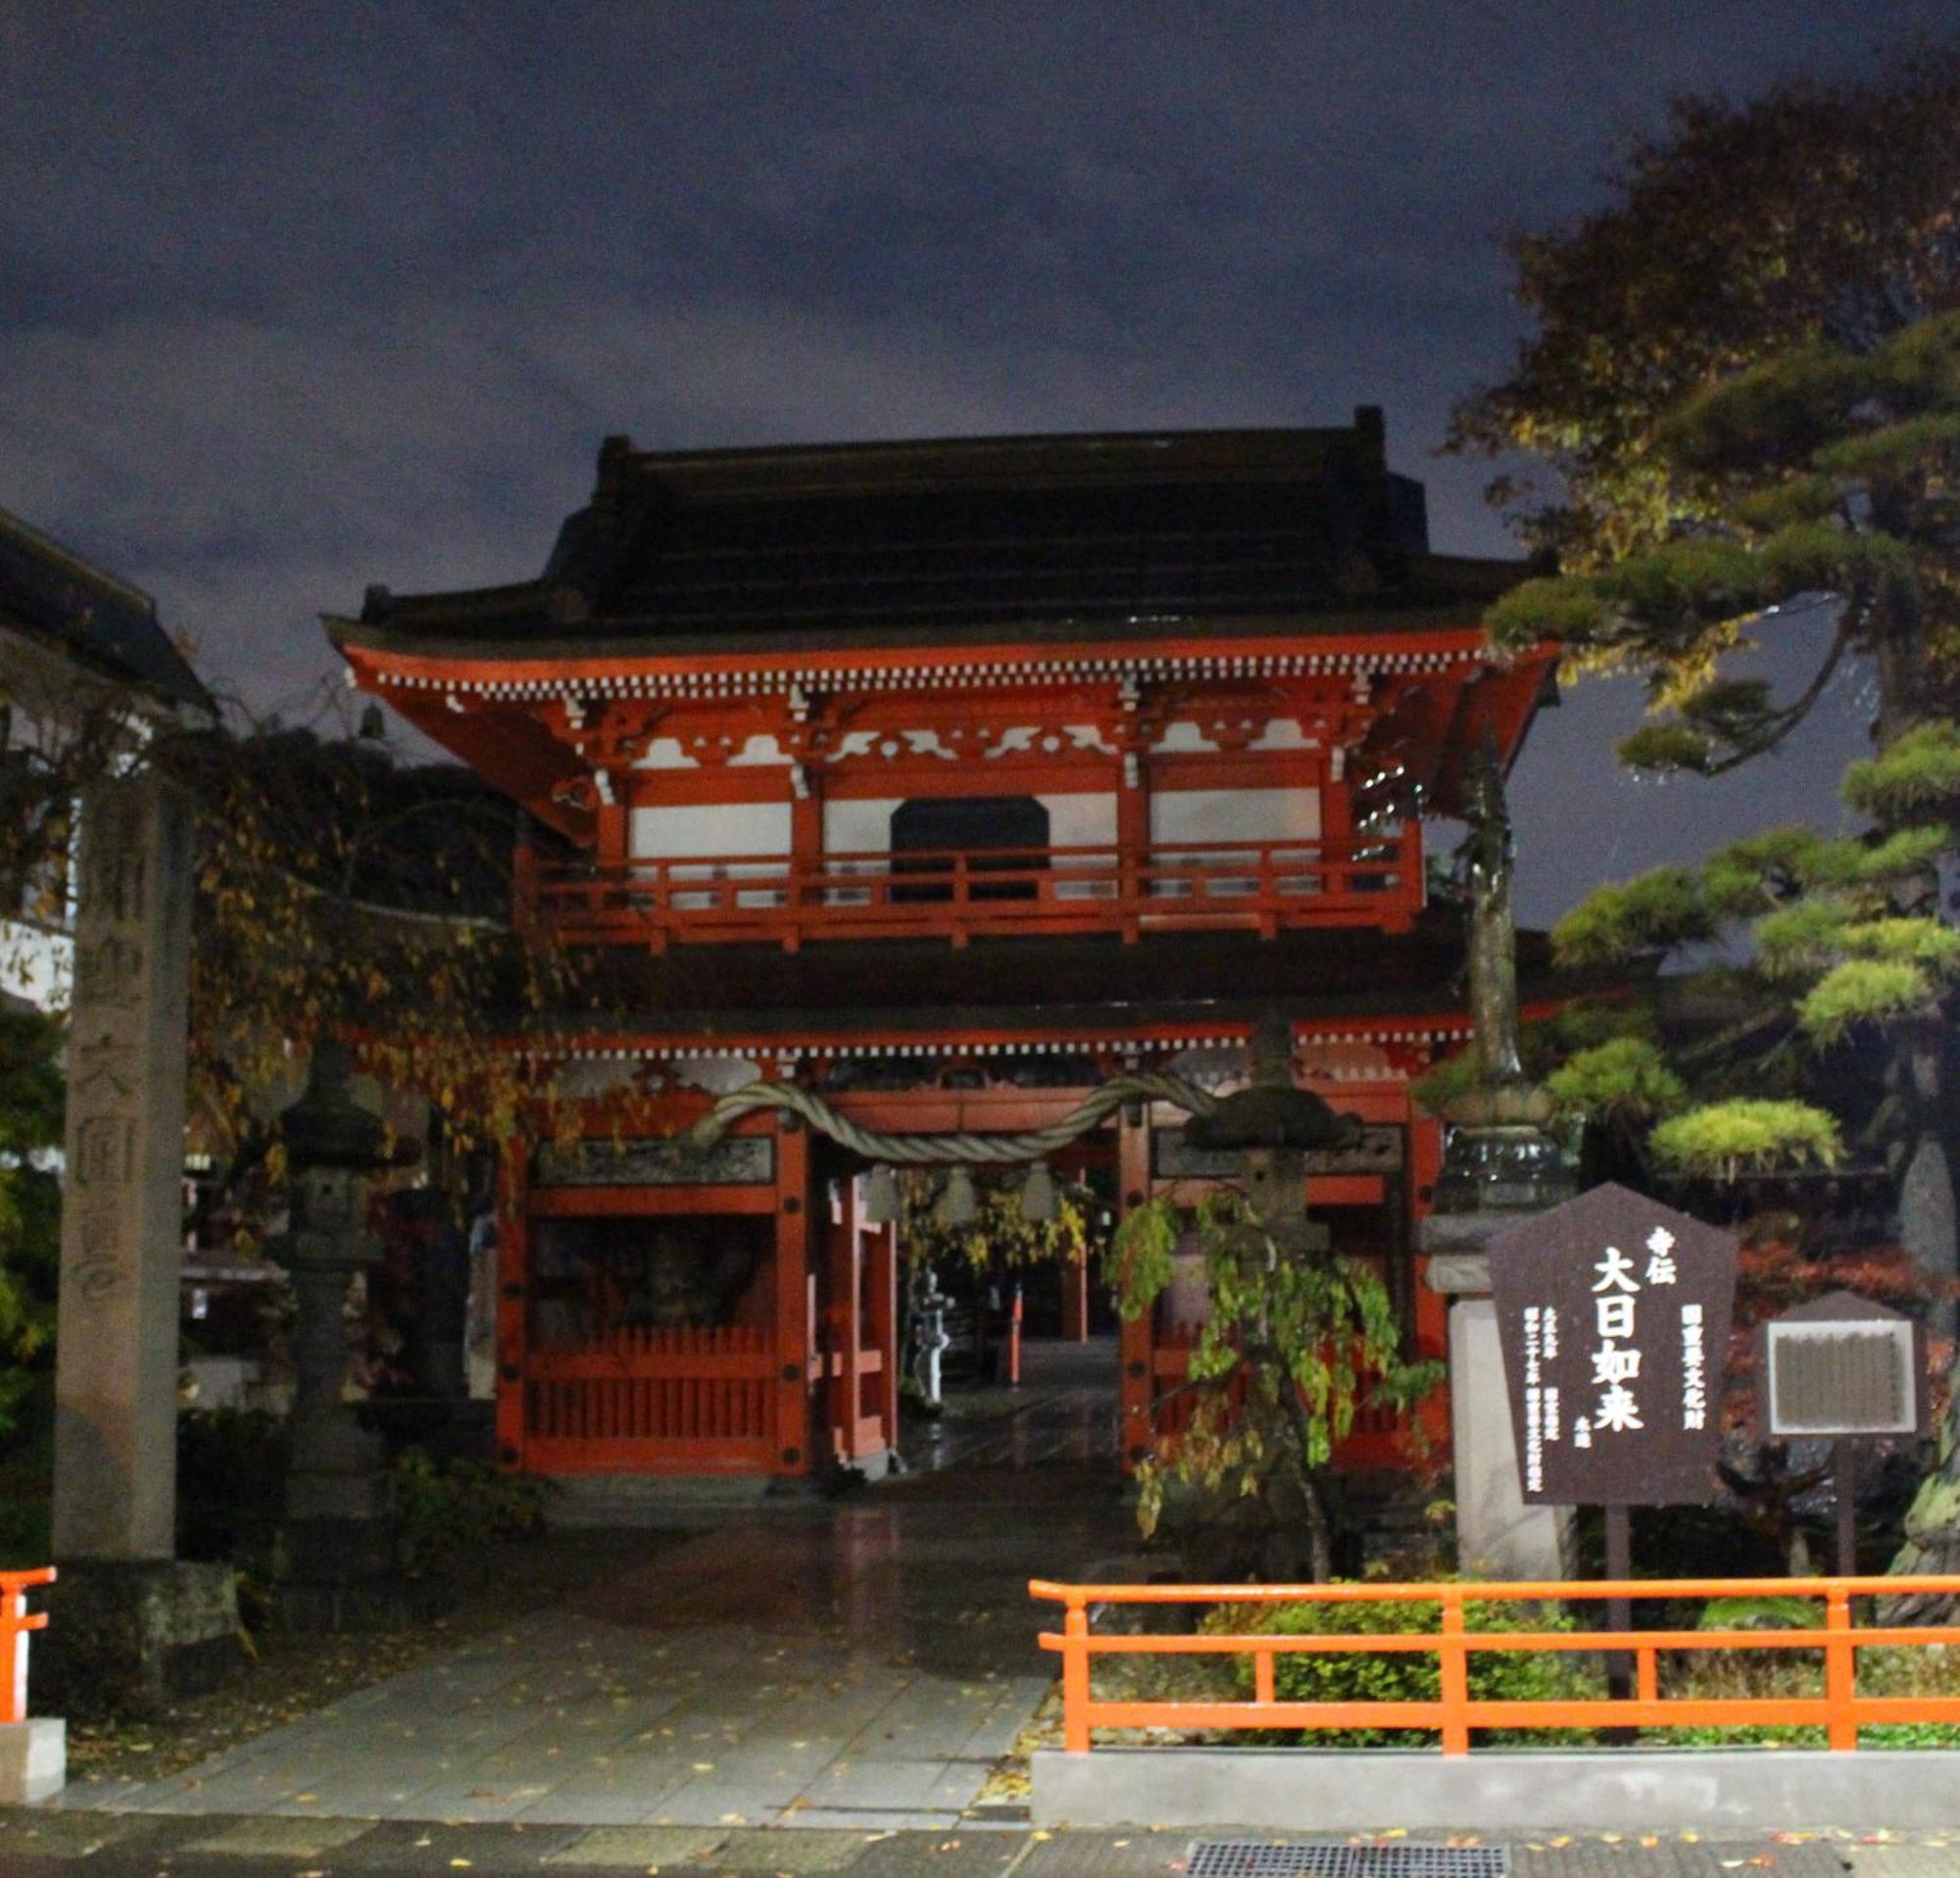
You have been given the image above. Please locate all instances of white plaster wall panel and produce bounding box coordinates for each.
[1041,793,1118,900]
[1150,787,1320,846]
[823,798,901,860]
[628,802,792,908]
[1149,787,1322,901]
[729,734,789,766]
[632,736,700,770]
[819,798,902,908]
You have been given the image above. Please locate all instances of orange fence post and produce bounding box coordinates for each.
[1062,1595,1092,1754]
[1438,1592,1471,1754]
[0,1569,56,1727]
[1825,1588,1858,1753]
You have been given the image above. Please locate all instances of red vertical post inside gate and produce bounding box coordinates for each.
[871,1217,900,1455]
[494,1135,529,1469]
[774,1115,812,1474]
[1059,1250,1090,1342]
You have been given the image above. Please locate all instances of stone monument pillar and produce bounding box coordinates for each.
[43,773,238,1715]
[52,775,192,1557]
[1420,747,1577,1580]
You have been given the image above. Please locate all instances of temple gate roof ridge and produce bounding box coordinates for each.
[339,416,1530,656]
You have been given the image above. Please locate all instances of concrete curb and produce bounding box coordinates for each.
[0,1721,64,1805]
[1032,1746,1960,1832]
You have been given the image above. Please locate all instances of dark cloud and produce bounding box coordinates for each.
[1,0,1948,915]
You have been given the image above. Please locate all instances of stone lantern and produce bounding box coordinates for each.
[271,1041,420,1628]
[1183,1012,1362,1253]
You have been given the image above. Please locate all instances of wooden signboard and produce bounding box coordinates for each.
[1488,1182,1739,1507]
[1762,1289,1928,1577]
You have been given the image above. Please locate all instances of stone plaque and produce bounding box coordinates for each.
[533,1135,774,1187]
[1153,1123,1402,1181]
[1488,1183,1738,1507]
[1764,1291,1925,1438]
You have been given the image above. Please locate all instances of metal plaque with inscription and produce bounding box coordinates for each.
[532,1135,775,1187]
[1764,1291,1925,1438]
[1488,1182,1738,1507]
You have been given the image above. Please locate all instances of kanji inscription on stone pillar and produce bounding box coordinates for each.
[52,774,195,1559]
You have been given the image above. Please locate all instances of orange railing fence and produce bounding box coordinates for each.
[519,833,1423,949]
[0,1567,55,1726]
[1032,1574,1960,1755]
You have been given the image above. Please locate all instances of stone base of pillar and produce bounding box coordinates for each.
[272,1518,447,1632]
[36,1559,240,1721]
[0,1719,65,1804]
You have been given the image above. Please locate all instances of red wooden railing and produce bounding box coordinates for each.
[1,1567,54,1725]
[517,834,1422,949]
[1032,1575,1960,1755]
[522,1325,778,1472]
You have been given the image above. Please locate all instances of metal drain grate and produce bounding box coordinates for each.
[1188,1845,1509,1878]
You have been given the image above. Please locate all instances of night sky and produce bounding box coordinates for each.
[3,3,1949,924]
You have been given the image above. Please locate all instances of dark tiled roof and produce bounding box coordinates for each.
[0,509,214,717]
[355,419,1526,653]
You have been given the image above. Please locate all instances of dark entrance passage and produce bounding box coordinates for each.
[905,1334,1120,1472]
[891,794,1050,902]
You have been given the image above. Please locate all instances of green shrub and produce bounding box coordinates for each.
[392,1450,552,1575]
[176,1408,289,1564]
[1697,1595,1822,1631]
[1234,1586,1600,1747]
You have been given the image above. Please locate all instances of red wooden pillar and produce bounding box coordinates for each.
[494,1131,529,1470]
[789,785,820,949]
[1319,754,1352,891]
[824,1177,864,1464]
[871,1218,900,1455]
[774,1116,812,1474]
[596,792,629,871]
[1117,1107,1153,1469]
[1117,752,1149,941]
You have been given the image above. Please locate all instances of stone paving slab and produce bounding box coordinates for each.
[540,1825,727,1865]
[179,1814,378,1856]
[14,1813,1960,1878]
[1843,1853,1960,1878]
[1516,1842,1855,1878]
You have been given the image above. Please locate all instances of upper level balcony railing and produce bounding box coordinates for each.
[515,830,1424,950]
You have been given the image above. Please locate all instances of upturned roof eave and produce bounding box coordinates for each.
[326,596,1520,671]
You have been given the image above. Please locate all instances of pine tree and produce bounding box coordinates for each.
[1454,49,1960,1583]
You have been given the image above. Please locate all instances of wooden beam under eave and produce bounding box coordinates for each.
[341,669,595,845]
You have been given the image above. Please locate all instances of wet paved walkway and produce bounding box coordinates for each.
[909,1338,1120,1473]
[57,1360,1137,1834]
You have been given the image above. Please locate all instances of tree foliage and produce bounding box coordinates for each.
[894,1167,1091,1273]
[1105,1186,1439,1579]
[161,725,590,1207]
[1462,50,1960,1585]
[0,1005,62,1440]
[1452,47,1960,567]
